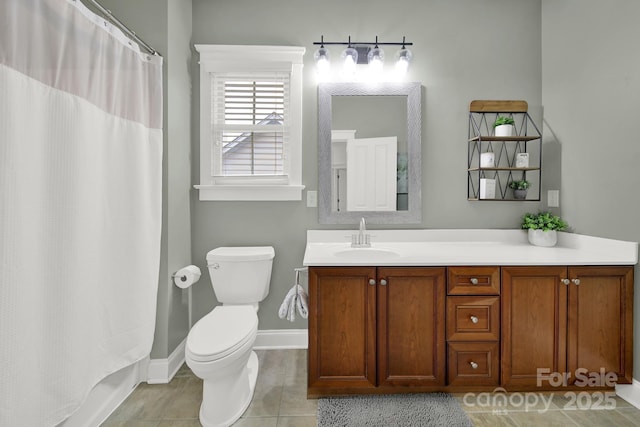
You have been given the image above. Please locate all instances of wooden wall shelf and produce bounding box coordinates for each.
[467,100,542,201]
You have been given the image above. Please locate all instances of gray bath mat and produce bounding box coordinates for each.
[317,393,473,427]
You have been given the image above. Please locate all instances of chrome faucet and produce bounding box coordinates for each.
[352,217,371,248]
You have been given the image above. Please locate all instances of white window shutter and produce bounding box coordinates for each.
[211,73,290,178]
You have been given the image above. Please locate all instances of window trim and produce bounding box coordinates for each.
[195,44,305,201]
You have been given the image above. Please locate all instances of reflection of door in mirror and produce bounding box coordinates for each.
[331,95,408,211]
[347,136,397,211]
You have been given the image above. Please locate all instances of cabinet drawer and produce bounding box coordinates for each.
[447,342,499,386]
[448,266,500,295]
[447,296,500,341]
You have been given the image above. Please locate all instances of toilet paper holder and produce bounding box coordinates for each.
[172,265,202,289]
[171,273,187,282]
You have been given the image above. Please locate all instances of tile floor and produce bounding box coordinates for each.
[102,349,640,427]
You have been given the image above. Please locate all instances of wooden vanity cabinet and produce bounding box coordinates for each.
[307,266,446,395]
[502,266,634,388]
[308,264,633,395]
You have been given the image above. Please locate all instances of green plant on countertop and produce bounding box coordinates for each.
[508,180,529,190]
[493,115,515,127]
[521,212,568,232]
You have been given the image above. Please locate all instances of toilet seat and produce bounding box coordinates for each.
[186,305,258,363]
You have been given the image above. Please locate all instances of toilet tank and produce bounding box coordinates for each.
[206,246,275,304]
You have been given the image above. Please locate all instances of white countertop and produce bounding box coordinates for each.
[302,229,638,266]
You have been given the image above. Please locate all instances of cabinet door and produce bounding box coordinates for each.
[308,267,377,391]
[501,266,568,388]
[567,266,634,385]
[377,267,446,387]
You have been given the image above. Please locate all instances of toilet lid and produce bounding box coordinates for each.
[206,246,274,263]
[187,306,258,362]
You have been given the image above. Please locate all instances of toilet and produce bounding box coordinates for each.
[185,246,275,427]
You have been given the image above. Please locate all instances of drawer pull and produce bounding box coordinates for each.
[469,361,479,369]
[572,278,581,285]
[380,279,388,286]
[369,279,376,286]
[470,315,479,324]
[562,278,570,285]
[470,278,479,285]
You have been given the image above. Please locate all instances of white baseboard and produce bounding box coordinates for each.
[147,337,187,384]
[144,329,307,385]
[254,329,308,349]
[616,378,640,409]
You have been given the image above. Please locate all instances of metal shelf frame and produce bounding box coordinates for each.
[467,100,542,201]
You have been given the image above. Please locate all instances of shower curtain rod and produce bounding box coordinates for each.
[82,0,159,56]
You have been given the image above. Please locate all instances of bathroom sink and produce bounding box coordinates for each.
[333,247,401,260]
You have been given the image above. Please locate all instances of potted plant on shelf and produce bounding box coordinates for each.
[521,211,568,247]
[508,179,529,200]
[493,115,515,137]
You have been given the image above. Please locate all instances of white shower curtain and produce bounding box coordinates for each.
[0,0,162,425]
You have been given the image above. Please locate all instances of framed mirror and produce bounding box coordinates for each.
[318,82,422,224]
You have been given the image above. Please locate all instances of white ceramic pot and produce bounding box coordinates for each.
[528,229,558,247]
[480,152,495,168]
[494,124,514,137]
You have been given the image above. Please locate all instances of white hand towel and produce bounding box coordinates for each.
[279,284,309,322]
[295,285,309,319]
[278,286,297,319]
[287,292,297,322]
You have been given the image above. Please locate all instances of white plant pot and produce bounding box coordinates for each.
[480,152,495,168]
[494,124,514,137]
[528,229,558,247]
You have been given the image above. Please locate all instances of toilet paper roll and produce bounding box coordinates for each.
[173,265,201,289]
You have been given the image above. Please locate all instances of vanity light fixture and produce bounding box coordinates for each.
[313,35,413,82]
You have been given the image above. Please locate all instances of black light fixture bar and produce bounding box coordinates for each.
[313,35,413,47]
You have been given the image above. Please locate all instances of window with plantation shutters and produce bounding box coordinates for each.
[212,74,289,177]
[195,45,305,201]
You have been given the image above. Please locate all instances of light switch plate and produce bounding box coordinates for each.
[548,190,560,208]
[307,190,318,207]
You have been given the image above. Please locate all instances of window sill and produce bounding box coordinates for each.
[194,184,305,201]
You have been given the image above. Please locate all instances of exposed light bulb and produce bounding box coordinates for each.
[314,46,331,82]
[395,47,412,80]
[367,46,384,80]
[341,47,358,81]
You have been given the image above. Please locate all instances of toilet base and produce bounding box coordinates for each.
[199,350,259,427]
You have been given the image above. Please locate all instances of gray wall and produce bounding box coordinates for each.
[97,0,193,359]
[190,0,544,330]
[94,0,639,381]
[541,0,640,378]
